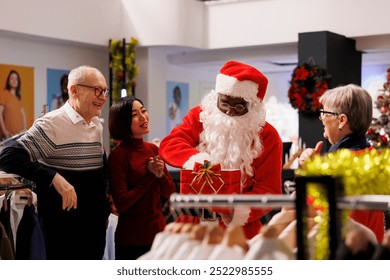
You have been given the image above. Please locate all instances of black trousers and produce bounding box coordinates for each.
[42,211,107,260]
[115,244,152,260]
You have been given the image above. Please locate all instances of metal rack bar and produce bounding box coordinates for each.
[170,193,295,209]
[170,193,390,211]
[338,195,390,211]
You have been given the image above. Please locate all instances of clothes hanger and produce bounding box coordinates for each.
[170,224,209,260]
[265,209,296,237]
[244,224,295,260]
[372,230,390,260]
[190,224,208,240]
[262,225,280,239]
[0,174,21,197]
[203,225,225,245]
[335,228,376,260]
[179,223,193,234]
[170,222,185,234]
[158,222,194,259]
[184,225,225,260]
[223,225,249,252]
[14,188,33,206]
[207,225,248,260]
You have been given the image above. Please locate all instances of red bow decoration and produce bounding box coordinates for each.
[190,160,225,194]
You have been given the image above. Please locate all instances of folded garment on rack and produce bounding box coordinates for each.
[180,162,241,195]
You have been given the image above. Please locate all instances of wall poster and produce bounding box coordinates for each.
[47,68,70,112]
[0,64,34,141]
[166,81,189,135]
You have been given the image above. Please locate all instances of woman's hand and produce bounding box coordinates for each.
[147,156,165,178]
[298,141,323,166]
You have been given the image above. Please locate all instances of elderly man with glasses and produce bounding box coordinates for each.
[0,65,111,259]
[159,60,283,239]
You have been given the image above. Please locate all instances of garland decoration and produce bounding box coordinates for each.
[109,37,139,151]
[288,63,331,113]
[109,37,139,101]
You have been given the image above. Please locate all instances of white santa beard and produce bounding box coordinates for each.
[199,91,265,178]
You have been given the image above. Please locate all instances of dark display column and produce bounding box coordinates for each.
[298,31,362,152]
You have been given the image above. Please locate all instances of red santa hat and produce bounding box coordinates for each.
[215,60,268,101]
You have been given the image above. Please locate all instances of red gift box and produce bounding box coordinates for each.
[180,161,241,195]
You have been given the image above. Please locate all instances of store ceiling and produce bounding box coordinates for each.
[167,43,298,74]
[166,36,390,74]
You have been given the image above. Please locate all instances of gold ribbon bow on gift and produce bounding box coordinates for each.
[190,160,225,194]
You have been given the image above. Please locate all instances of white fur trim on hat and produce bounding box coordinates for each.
[215,73,259,100]
[183,152,212,170]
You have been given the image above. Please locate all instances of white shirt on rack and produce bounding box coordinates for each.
[0,190,37,251]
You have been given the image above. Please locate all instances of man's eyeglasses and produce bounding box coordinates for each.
[219,102,247,113]
[77,84,110,98]
[319,109,339,120]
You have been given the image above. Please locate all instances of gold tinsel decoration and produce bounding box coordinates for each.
[297,148,390,195]
[296,148,390,259]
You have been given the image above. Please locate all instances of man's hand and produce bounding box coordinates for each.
[298,141,323,166]
[52,173,77,211]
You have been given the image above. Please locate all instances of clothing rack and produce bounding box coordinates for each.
[0,171,35,195]
[170,193,295,209]
[169,193,390,215]
[170,176,390,260]
[0,183,35,205]
[0,180,38,260]
[0,183,33,191]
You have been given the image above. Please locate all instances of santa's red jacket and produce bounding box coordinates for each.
[159,106,283,239]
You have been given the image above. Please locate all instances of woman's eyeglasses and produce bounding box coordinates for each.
[218,102,247,113]
[77,84,110,98]
[319,109,339,120]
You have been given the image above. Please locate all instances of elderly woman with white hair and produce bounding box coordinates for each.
[299,83,385,243]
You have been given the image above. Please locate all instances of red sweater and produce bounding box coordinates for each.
[108,138,176,246]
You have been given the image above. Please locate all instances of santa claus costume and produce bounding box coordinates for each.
[159,61,283,239]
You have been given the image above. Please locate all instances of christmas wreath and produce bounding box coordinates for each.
[288,63,331,113]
